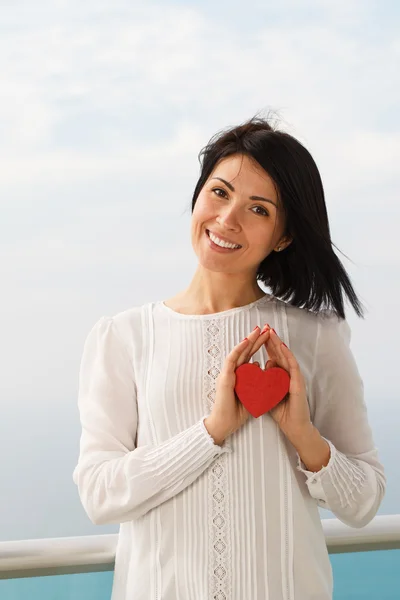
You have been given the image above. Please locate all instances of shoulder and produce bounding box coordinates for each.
[267,296,320,336]
[86,301,155,351]
[266,298,352,369]
[271,297,349,339]
[287,304,352,369]
[111,301,160,347]
[315,308,352,348]
[111,304,145,330]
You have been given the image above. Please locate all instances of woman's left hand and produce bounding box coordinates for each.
[258,328,313,442]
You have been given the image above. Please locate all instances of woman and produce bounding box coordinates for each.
[73,117,386,600]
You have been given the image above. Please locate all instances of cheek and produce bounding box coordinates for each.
[191,201,207,240]
[192,194,212,223]
[250,223,277,254]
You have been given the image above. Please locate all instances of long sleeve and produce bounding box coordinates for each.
[296,311,386,528]
[72,316,229,525]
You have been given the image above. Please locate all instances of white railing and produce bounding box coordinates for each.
[1,515,399,580]
[323,514,400,553]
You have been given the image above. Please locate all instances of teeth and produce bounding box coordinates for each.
[209,231,241,249]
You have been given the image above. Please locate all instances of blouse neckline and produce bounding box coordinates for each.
[158,293,273,320]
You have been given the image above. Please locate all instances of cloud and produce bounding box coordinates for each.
[1,0,399,540]
[2,0,399,291]
[1,1,399,186]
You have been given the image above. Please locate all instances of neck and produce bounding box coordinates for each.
[177,265,266,314]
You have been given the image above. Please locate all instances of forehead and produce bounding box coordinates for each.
[210,154,277,197]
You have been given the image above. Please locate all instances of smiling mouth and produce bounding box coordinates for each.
[206,229,242,250]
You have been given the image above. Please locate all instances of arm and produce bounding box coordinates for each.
[296,312,386,528]
[73,316,228,525]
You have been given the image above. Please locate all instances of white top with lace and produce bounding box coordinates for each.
[73,294,385,600]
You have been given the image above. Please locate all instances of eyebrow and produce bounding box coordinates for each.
[211,177,277,208]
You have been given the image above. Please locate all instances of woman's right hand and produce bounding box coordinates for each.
[204,324,271,445]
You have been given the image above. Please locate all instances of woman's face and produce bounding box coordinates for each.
[191,153,289,276]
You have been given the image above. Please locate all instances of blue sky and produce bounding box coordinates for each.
[1,0,399,540]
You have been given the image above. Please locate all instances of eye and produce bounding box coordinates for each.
[212,187,228,198]
[252,205,269,217]
[211,188,269,217]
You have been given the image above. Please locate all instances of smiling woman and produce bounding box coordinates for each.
[189,152,290,292]
[189,118,363,319]
[73,116,385,600]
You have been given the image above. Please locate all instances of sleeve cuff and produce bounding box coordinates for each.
[296,437,368,511]
[296,438,336,507]
[201,417,232,454]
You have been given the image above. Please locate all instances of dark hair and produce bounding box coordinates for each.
[190,116,364,320]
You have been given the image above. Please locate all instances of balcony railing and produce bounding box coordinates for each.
[1,515,400,580]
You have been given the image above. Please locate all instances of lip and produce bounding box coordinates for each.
[206,229,242,247]
[205,229,242,253]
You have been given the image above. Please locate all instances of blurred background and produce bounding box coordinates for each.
[1,0,399,543]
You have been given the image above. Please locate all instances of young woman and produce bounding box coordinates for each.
[73,117,386,600]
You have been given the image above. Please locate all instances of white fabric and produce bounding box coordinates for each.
[73,294,385,600]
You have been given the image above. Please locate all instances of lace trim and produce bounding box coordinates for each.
[204,319,231,600]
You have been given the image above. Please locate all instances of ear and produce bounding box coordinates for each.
[283,235,293,249]
[274,235,293,252]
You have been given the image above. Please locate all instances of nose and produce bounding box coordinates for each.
[216,205,241,232]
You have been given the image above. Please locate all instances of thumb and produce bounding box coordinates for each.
[265,359,277,370]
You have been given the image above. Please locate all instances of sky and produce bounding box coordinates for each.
[1,0,399,541]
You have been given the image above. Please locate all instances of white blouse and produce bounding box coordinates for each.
[73,294,385,600]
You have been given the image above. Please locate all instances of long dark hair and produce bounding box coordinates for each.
[190,116,364,320]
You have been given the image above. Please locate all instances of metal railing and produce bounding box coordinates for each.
[1,515,399,580]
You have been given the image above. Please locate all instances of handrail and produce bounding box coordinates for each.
[1,515,399,580]
[0,534,116,580]
[324,514,400,553]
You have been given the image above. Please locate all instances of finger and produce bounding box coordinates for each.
[262,327,280,357]
[242,323,272,366]
[247,326,271,360]
[264,337,279,362]
[239,325,260,362]
[280,343,304,394]
[268,329,289,370]
[253,361,260,367]
[224,337,251,372]
[237,326,263,367]
[264,358,277,370]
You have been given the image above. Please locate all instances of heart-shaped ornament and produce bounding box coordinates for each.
[234,363,290,418]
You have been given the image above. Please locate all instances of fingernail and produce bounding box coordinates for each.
[260,324,270,334]
[242,337,249,342]
[271,328,277,335]
[282,342,288,348]
[253,325,260,331]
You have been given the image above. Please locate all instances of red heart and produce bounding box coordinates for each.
[234,363,290,418]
